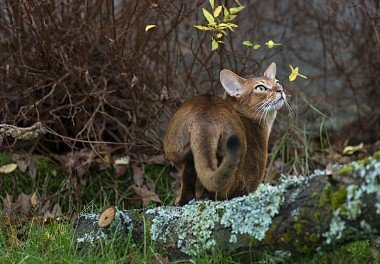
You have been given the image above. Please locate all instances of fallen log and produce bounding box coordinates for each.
[74,154,380,259]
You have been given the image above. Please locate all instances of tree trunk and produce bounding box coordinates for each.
[74,154,380,259]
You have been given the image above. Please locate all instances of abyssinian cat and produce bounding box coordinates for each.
[164,63,287,205]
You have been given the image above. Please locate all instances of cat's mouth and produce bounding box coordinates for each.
[266,93,285,111]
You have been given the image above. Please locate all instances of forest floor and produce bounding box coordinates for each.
[0,146,379,263]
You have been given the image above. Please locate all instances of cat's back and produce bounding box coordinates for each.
[173,94,237,121]
[164,94,244,163]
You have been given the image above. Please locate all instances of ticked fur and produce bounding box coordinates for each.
[164,63,287,205]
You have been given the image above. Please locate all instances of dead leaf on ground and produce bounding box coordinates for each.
[133,166,145,187]
[343,143,365,155]
[146,177,156,192]
[16,159,29,172]
[30,192,39,207]
[0,163,18,174]
[133,185,161,206]
[15,193,32,214]
[28,161,37,180]
[131,74,139,88]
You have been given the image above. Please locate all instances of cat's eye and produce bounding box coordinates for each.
[255,85,268,92]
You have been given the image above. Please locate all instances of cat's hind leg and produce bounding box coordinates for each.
[175,159,197,206]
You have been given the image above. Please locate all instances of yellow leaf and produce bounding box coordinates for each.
[229,6,245,14]
[202,8,215,24]
[242,40,253,46]
[145,24,156,32]
[253,44,261,49]
[31,192,38,206]
[216,33,223,39]
[289,65,307,82]
[0,163,17,174]
[194,25,210,31]
[211,39,218,51]
[209,0,215,9]
[214,6,222,17]
[343,143,364,155]
[265,40,282,49]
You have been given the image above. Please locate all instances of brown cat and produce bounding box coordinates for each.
[164,63,286,205]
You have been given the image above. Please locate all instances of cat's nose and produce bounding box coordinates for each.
[276,85,283,92]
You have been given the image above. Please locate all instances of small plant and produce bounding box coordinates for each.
[195,0,245,51]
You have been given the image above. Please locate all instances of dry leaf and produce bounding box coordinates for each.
[325,163,333,175]
[114,157,129,165]
[133,166,145,187]
[133,185,161,206]
[15,193,31,214]
[0,163,18,174]
[146,178,156,192]
[28,162,37,180]
[131,74,139,88]
[51,203,62,217]
[343,143,365,155]
[30,192,39,207]
[16,159,29,172]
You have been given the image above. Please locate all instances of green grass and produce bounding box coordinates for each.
[0,220,378,263]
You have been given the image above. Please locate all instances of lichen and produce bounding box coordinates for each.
[76,207,132,247]
[323,157,380,245]
[145,156,379,255]
[147,176,310,255]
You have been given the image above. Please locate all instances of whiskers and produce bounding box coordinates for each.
[282,93,294,118]
[252,98,274,124]
[252,93,294,124]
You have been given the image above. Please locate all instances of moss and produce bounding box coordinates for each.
[216,208,224,217]
[294,223,303,235]
[294,241,312,254]
[308,233,319,244]
[331,186,347,210]
[318,184,332,209]
[373,150,380,160]
[281,232,293,243]
[247,236,261,247]
[358,157,371,166]
[337,165,354,176]
[263,224,277,247]
[198,203,206,212]
[316,183,347,213]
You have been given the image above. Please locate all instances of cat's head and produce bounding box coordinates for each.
[220,62,286,122]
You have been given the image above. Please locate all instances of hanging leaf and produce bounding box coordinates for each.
[289,65,307,82]
[216,33,223,39]
[242,40,253,46]
[194,25,210,31]
[265,40,282,49]
[211,39,219,51]
[202,8,215,24]
[145,24,157,32]
[229,6,245,14]
[214,6,223,17]
[209,0,215,9]
[0,163,17,174]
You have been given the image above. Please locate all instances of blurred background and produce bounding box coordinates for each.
[0,0,379,211]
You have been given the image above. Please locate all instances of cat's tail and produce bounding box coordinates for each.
[190,133,241,193]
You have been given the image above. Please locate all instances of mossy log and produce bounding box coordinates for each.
[74,154,380,259]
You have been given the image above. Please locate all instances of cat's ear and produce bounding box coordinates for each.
[263,62,277,79]
[220,69,246,97]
